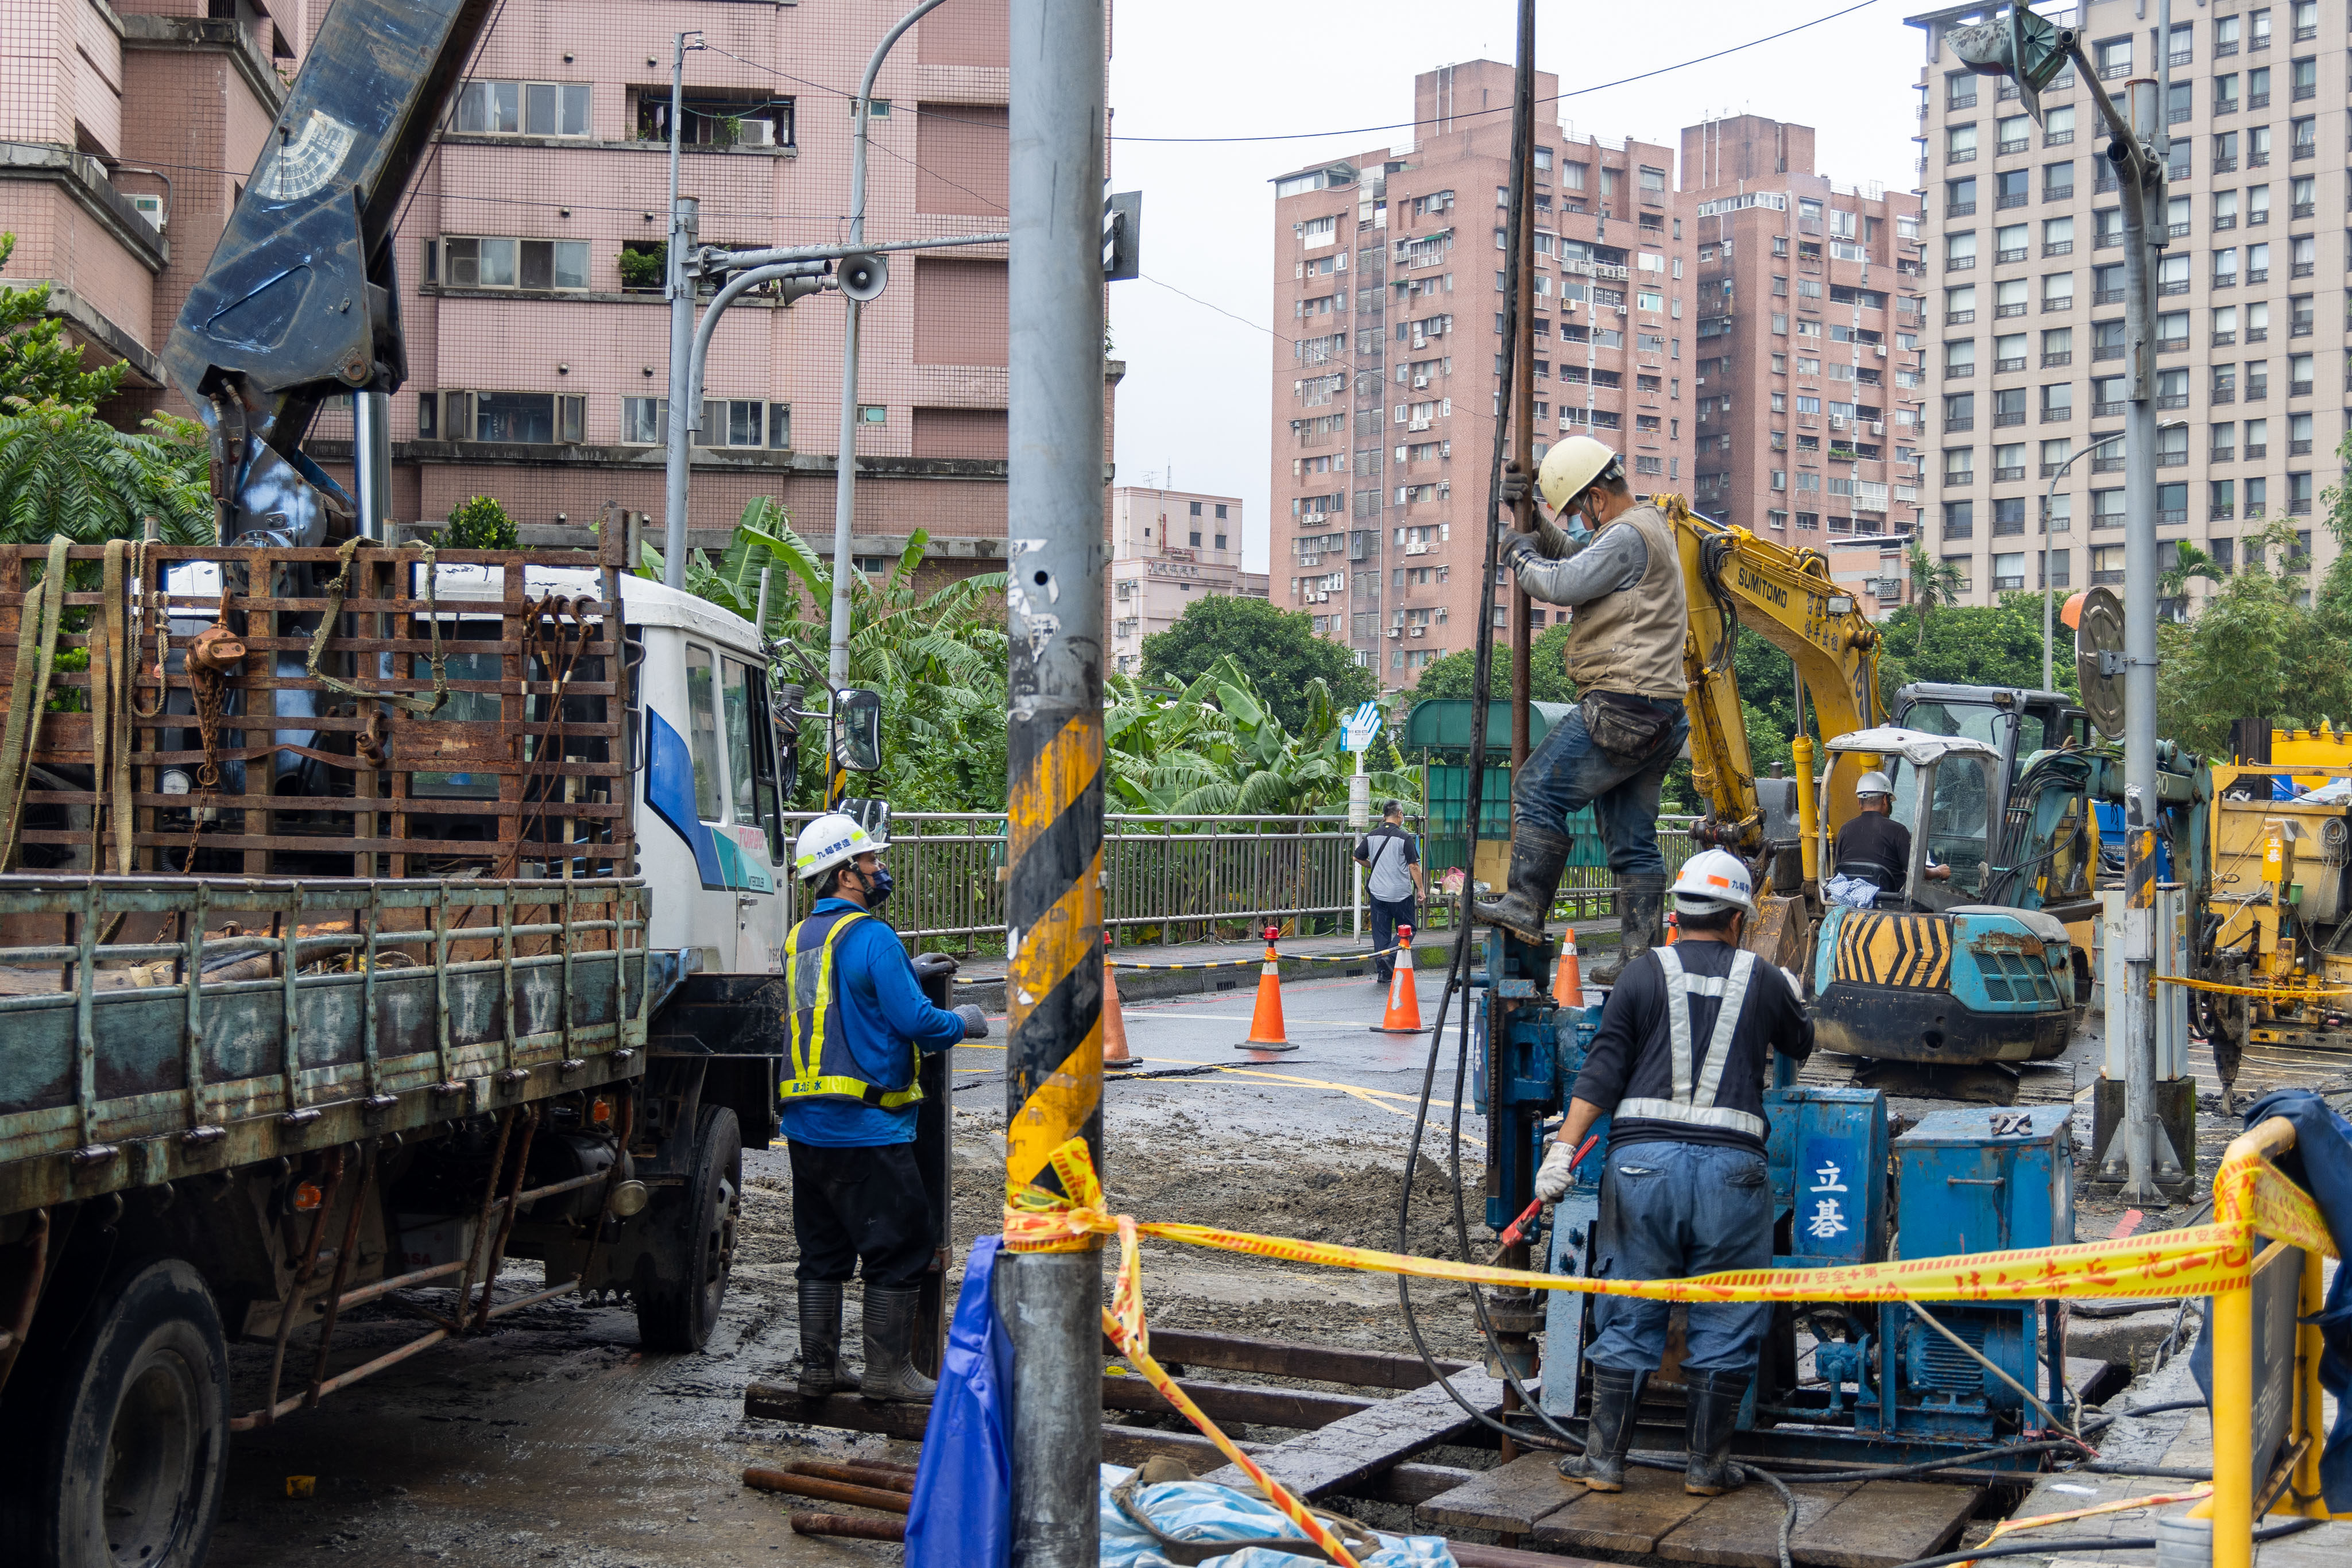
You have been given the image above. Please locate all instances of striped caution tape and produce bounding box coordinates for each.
[2155,973,2352,1001]
[1105,944,1402,972]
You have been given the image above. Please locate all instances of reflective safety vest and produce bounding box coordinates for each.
[1615,946,1765,1140]
[782,907,923,1110]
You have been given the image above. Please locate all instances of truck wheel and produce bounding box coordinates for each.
[28,1258,229,1568]
[636,1105,741,1352]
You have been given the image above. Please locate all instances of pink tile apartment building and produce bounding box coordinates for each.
[1108,485,1266,676]
[1272,61,1695,693]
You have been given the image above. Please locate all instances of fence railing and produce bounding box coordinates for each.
[781,811,1700,949]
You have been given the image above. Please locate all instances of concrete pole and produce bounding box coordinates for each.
[2113,73,2173,1203]
[1003,2,1105,1563]
[659,32,699,588]
[829,0,952,684]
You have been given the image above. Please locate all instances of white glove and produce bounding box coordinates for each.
[1534,1139,1580,1204]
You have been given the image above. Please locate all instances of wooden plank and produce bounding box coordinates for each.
[1655,1479,1860,1568]
[1098,1424,1477,1505]
[1108,1327,1472,1392]
[1533,1468,1713,1555]
[1194,1368,1508,1501]
[1794,1481,1987,1568]
[1100,1373,1372,1430]
[744,1384,930,1439]
[1415,1451,1580,1534]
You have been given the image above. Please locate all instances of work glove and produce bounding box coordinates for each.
[1500,533,1543,575]
[911,951,960,985]
[953,1004,991,1041]
[1499,459,1533,507]
[1533,1138,1581,1205]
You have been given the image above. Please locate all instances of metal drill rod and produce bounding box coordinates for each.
[1003,2,1108,1561]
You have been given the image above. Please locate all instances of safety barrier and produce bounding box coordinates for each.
[779,810,1697,950]
[1003,1124,2344,1568]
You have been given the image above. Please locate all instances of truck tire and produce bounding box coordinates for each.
[19,1257,229,1568]
[636,1104,741,1352]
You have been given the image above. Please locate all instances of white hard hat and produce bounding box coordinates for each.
[1855,771,1894,799]
[794,811,889,882]
[1669,848,1756,916]
[1537,435,1625,510]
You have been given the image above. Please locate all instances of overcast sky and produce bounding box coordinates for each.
[1104,0,1932,572]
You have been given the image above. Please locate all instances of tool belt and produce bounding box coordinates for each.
[1581,692,1676,762]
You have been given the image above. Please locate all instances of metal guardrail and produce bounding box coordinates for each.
[782,812,1700,948]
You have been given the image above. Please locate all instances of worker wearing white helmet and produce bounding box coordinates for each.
[1532,847,1814,1499]
[1825,767,1949,911]
[1477,435,1689,983]
[781,812,988,1406]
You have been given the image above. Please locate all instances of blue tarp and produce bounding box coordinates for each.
[905,1236,1015,1568]
[1098,1466,1458,1567]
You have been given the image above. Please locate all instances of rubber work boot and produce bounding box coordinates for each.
[1681,1368,1751,1496]
[1588,875,1665,986]
[1472,825,1573,946]
[859,1285,941,1404]
[1556,1365,1647,1492]
[795,1280,860,1399]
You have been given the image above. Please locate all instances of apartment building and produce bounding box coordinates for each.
[1681,115,1929,559]
[1271,60,1694,692]
[1,0,300,421]
[1910,0,2349,609]
[1108,485,1266,675]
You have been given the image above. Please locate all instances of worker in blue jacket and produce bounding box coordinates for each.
[784,812,988,1404]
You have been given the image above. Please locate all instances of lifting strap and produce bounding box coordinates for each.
[0,536,74,871]
[782,908,922,1110]
[1618,944,1765,1140]
[304,536,450,717]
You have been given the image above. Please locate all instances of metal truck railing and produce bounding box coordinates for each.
[779,811,1700,947]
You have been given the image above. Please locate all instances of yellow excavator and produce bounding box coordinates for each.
[1659,499,2085,1086]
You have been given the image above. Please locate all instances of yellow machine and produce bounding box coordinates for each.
[2206,724,2352,1043]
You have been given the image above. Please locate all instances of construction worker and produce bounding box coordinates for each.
[784,812,990,1404]
[1825,770,1949,908]
[1533,849,1813,1497]
[1480,436,1688,982]
[1353,799,1425,984]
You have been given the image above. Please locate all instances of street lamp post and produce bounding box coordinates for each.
[2038,419,2185,690]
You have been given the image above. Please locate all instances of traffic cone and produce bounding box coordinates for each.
[1238,926,1295,1052]
[1372,925,1428,1035]
[1102,934,1136,1071]
[1552,927,1584,1006]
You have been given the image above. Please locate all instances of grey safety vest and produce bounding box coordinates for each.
[1615,946,1764,1140]
[782,907,922,1110]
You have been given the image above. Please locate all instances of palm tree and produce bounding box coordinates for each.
[1904,539,1964,652]
[2157,539,2226,621]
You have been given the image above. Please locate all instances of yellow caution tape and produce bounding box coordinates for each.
[2155,973,2352,1001]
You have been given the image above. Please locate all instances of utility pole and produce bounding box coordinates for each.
[659,30,702,589]
[1003,1,1106,1563]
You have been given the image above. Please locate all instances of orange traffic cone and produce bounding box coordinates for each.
[1552,927,1584,1006]
[1103,934,1136,1071]
[1239,926,1295,1052]
[1372,925,1428,1035]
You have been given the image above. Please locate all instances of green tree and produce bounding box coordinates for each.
[2,234,127,408]
[2157,521,2352,754]
[1140,595,1375,731]
[1904,540,1964,653]
[2158,539,2226,620]
[445,494,518,549]
[1105,656,1414,816]
[645,498,1011,811]
[0,401,211,543]
[1874,596,2078,707]
[1407,622,1577,703]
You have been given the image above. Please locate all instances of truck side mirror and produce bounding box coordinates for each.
[834,687,884,773]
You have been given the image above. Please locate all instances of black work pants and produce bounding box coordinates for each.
[787,1140,935,1289]
[1369,895,1418,981]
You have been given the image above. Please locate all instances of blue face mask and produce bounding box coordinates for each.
[862,864,895,907]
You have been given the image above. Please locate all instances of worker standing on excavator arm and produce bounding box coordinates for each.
[1480,436,1689,980]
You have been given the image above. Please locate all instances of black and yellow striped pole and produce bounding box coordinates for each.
[1003,1,1107,1561]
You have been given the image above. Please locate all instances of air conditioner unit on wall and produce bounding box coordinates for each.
[738,118,777,146]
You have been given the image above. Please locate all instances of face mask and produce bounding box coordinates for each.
[862,864,895,907]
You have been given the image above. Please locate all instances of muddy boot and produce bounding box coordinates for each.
[1473,826,1573,946]
[795,1280,860,1398]
[1682,1368,1750,1495]
[1588,876,1664,986]
[859,1286,939,1404]
[1556,1365,1647,1492]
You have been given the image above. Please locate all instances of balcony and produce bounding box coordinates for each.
[2094,233,2123,250]
[2041,406,2075,423]
[2291,438,2313,455]
[1943,471,1976,487]
[1947,148,1978,164]
[1995,409,2026,425]
[1949,91,1979,110]
[1994,465,2026,482]
[2248,91,2270,109]
[2211,504,2236,520]
[2294,21,2318,40]
[2095,287,2126,305]
[2290,498,2314,517]
[2290,380,2313,397]
[2098,62,2130,80]
[2213,386,2237,404]
[1946,254,1977,270]
[2211,448,2237,464]
[2042,296,2074,313]
[2292,320,2314,337]
[2215,214,2237,230]
[2248,382,2269,401]
[2292,83,2316,101]
[2040,462,2067,478]
[2094,343,2126,361]
[1997,192,2029,210]
[2291,202,2315,219]
[2247,442,2269,459]
[2159,278,2191,295]
[2167,223,2192,239]
[1946,309,1976,325]
[2042,240,2074,257]
[1996,302,2027,319]
[1995,247,2028,264]
[2045,129,2075,147]
[2214,156,2239,173]
[1998,138,2030,156]
[2214,273,2238,289]
[2252,150,2273,167]
[2218,38,2239,57]
[2157,451,2188,466]
[2213,331,2238,347]
[2042,352,2074,367]
[2044,183,2075,203]
[2092,454,2127,473]
[2157,393,2189,409]
[1945,365,1976,379]
[1944,416,1976,432]
[1993,575,2027,591]
[2092,570,2125,584]
[2160,507,2187,525]
[2248,324,2268,342]
[2291,261,2315,278]
[2156,335,2190,353]
[2171,47,2195,67]
[1948,202,1978,218]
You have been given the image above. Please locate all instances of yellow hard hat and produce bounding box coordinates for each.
[1537,435,1624,510]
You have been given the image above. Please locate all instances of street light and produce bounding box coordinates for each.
[2038,418,2187,689]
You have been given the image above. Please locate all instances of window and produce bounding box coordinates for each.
[1997,116,2030,155]
[2247,416,2271,459]
[1996,223,2028,264]
[457,79,593,137]
[440,390,585,444]
[1947,176,1979,216]
[1639,165,1666,193]
[1944,500,1974,540]
[2044,105,2075,146]
[2044,161,2074,200]
[440,237,590,292]
[2248,65,2272,108]
[2215,73,2241,114]
[636,91,794,149]
[684,644,724,822]
[2041,382,2073,422]
[2041,272,2073,311]
[2094,36,2133,78]
[2041,326,2072,367]
[1947,124,1978,163]
[1945,339,1976,377]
